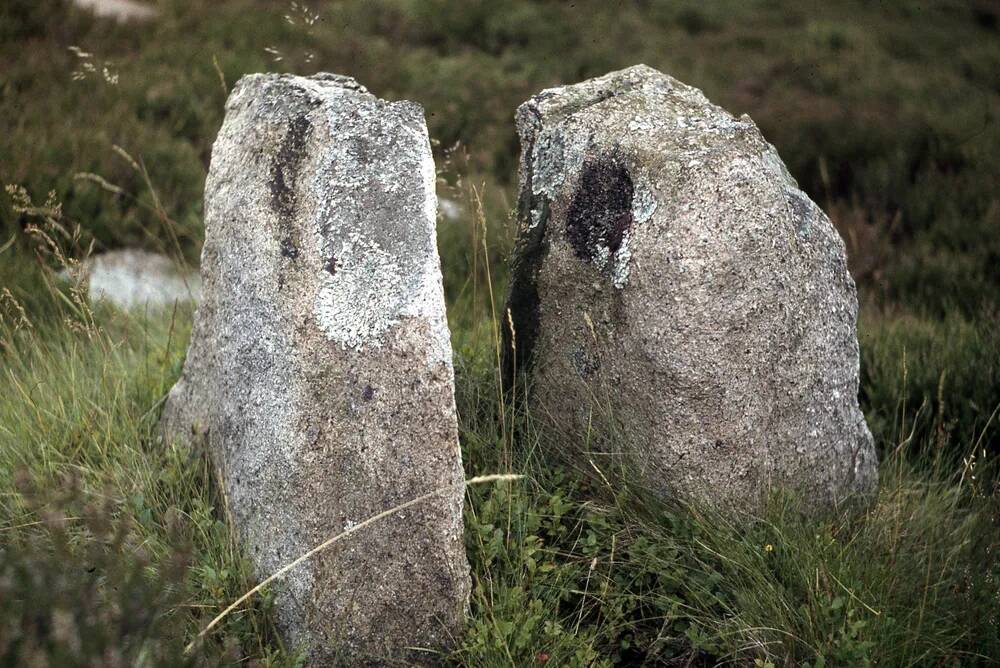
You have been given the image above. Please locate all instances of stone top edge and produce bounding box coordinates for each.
[236,71,370,94]
[226,72,429,123]
[517,64,678,125]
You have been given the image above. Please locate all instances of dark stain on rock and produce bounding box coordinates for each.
[280,237,299,259]
[566,158,634,262]
[786,190,813,238]
[269,114,312,220]
[361,384,374,402]
[324,255,339,276]
[571,348,600,379]
[502,147,549,390]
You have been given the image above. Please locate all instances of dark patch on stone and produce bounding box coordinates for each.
[786,190,813,238]
[280,237,299,259]
[361,384,374,402]
[324,255,339,276]
[269,114,312,219]
[502,135,549,390]
[571,348,600,379]
[566,158,634,262]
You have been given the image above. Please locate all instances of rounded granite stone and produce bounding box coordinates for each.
[504,65,878,514]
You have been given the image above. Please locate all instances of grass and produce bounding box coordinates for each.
[2,0,999,665]
[453,275,1000,666]
[0,301,292,665]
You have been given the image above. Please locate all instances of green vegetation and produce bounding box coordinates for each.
[1,0,998,665]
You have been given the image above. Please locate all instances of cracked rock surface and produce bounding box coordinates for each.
[160,73,468,663]
[505,65,877,513]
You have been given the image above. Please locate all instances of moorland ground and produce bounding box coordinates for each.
[1,1,999,665]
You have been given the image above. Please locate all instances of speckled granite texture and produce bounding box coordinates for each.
[161,72,469,664]
[504,65,877,514]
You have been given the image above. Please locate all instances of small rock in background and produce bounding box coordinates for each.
[437,195,464,223]
[72,0,158,23]
[160,73,469,663]
[504,65,877,514]
[68,249,200,310]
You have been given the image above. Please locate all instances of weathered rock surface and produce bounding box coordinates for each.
[65,249,200,310]
[160,73,469,662]
[504,65,877,513]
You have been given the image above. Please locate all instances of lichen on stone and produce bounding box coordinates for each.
[503,64,877,515]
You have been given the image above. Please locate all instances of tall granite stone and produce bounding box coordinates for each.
[160,73,469,663]
[504,65,877,513]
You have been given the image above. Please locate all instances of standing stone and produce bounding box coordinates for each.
[160,73,469,663]
[504,65,877,513]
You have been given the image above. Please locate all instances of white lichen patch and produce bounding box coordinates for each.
[402,143,454,369]
[610,229,633,290]
[633,179,658,224]
[528,206,546,230]
[607,178,655,290]
[310,100,452,368]
[531,129,567,199]
[314,234,407,351]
